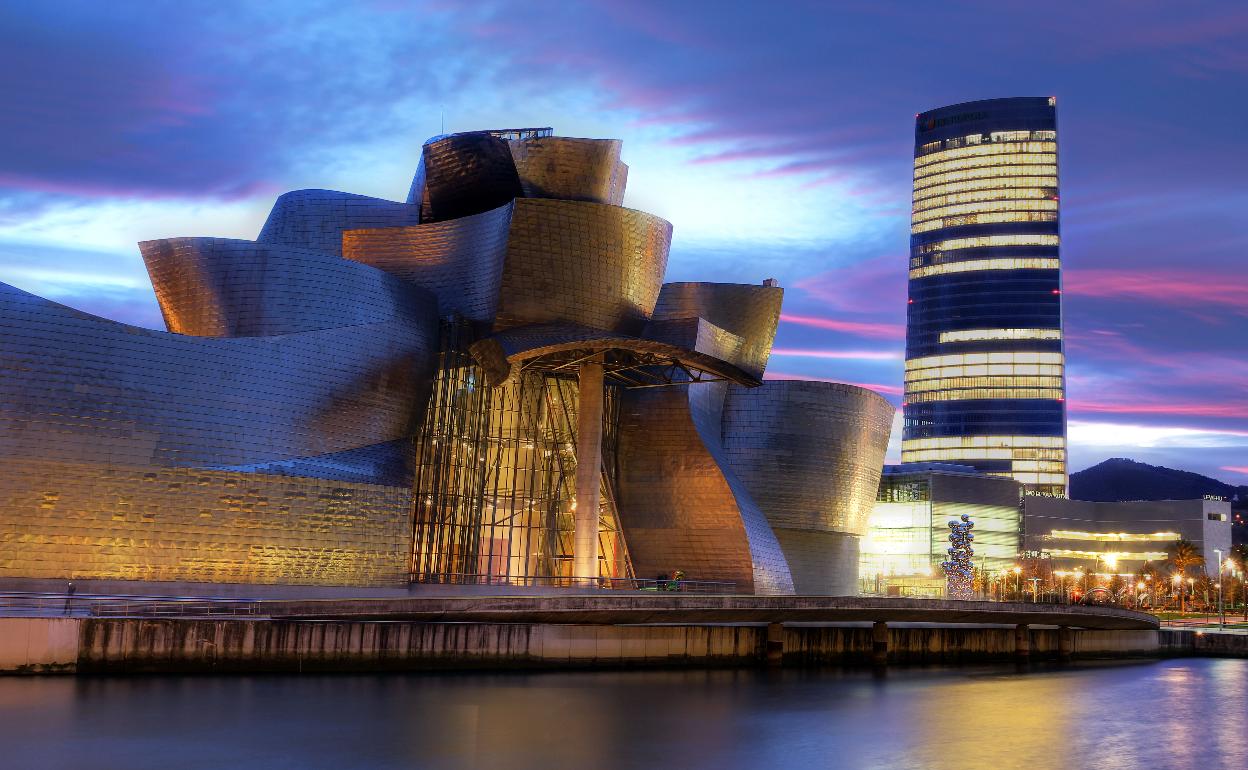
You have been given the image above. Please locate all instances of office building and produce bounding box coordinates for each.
[902,97,1067,496]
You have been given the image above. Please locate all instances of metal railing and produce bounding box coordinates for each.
[414,574,738,593]
[0,591,264,619]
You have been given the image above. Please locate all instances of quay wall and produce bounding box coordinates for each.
[1,617,1173,674]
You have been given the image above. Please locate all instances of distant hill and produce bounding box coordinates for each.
[1070,458,1247,504]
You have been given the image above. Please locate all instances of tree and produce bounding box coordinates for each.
[1167,538,1205,614]
[1232,544,1248,620]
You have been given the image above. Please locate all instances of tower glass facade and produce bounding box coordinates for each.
[902,97,1067,496]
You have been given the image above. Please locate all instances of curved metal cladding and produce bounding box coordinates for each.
[649,282,784,380]
[257,189,420,256]
[905,97,1067,495]
[492,198,672,335]
[0,281,438,585]
[508,137,623,203]
[140,237,432,337]
[421,133,523,222]
[617,382,794,595]
[721,381,894,595]
[342,203,514,325]
[0,281,438,470]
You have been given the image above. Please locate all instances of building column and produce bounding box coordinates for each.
[573,355,605,585]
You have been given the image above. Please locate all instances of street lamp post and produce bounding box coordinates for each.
[1214,549,1225,630]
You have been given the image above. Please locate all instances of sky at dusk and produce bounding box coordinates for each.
[1,0,1245,482]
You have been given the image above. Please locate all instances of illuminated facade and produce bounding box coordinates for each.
[903,97,1067,495]
[1024,496,1233,573]
[859,464,1023,596]
[0,127,892,594]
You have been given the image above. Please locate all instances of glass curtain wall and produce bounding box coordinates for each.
[902,97,1067,496]
[410,320,633,584]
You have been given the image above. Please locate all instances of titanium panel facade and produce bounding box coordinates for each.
[1,123,898,595]
[0,460,412,586]
[720,381,894,594]
[141,237,432,337]
[903,97,1067,495]
[650,282,783,381]
[342,203,514,324]
[422,132,524,222]
[0,283,438,471]
[509,137,623,204]
[617,382,793,595]
[493,198,671,335]
[257,189,421,256]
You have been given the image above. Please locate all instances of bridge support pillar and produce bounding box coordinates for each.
[1058,626,1074,659]
[872,621,889,666]
[765,622,784,666]
[1015,623,1031,660]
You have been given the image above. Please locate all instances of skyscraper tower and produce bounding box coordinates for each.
[901,97,1067,496]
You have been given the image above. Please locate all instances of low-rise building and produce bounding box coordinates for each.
[1023,497,1233,574]
[859,463,1023,596]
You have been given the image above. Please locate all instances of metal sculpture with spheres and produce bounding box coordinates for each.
[942,514,976,600]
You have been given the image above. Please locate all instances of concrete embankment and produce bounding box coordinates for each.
[2,616,1172,674]
[1160,628,1248,658]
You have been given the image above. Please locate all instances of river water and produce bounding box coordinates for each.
[0,659,1244,769]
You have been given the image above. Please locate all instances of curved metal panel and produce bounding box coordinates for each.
[342,203,513,324]
[617,382,794,595]
[0,281,438,471]
[0,458,413,586]
[422,133,523,222]
[508,137,623,203]
[494,199,672,335]
[140,237,433,337]
[650,282,784,380]
[720,380,895,594]
[257,189,420,256]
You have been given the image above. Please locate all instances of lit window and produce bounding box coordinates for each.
[917,234,1060,253]
[938,328,1062,343]
[915,176,1059,202]
[905,352,1064,371]
[913,198,1058,224]
[909,257,1060,279]
[913,141,1056,170]
[914,164,1059,192]
[989,130,1032,142]
[912,210,1058,234]
[913,186,1056,212]
[915,153,1057,181]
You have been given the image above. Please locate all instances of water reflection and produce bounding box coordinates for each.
[0,660,1243,769]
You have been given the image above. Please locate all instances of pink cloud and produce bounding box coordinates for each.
[791,254,907,315]
[1221,466,1248,476]
[779,313,905,339]
[770,347,900,361]
[1069,400,1247,419]
[1064,269,1248,315]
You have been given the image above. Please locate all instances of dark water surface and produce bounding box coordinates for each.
[1,659,1244,769]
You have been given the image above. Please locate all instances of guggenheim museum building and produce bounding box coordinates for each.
[0,128,893,596]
